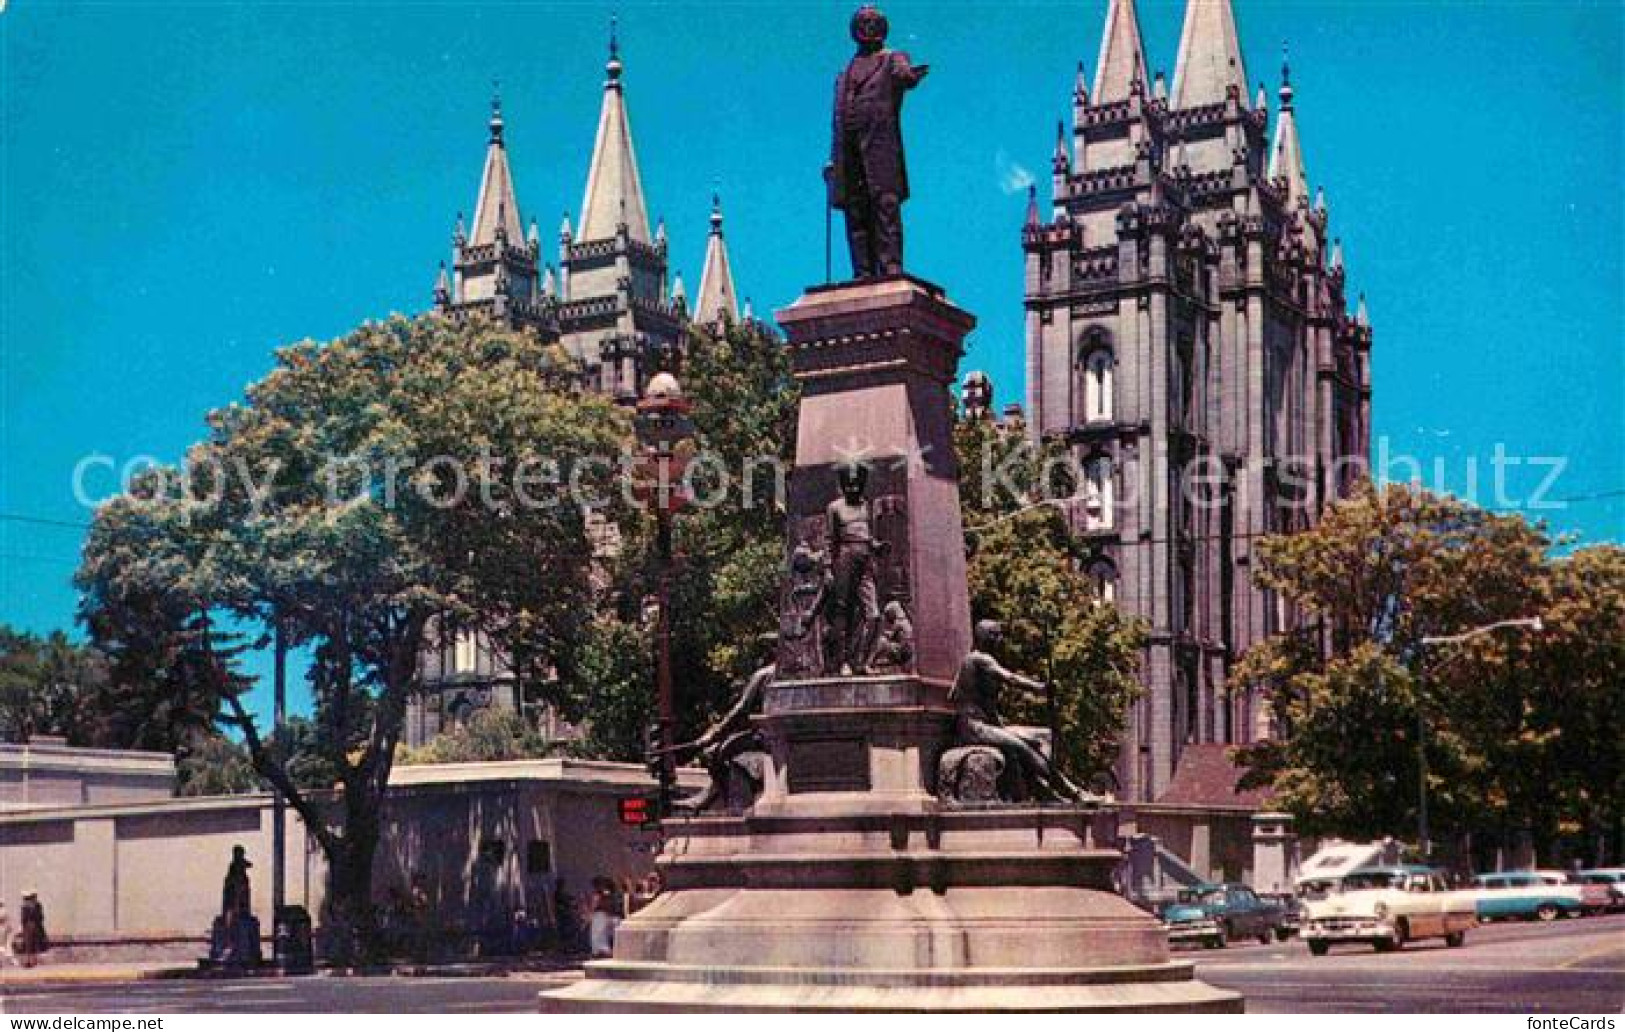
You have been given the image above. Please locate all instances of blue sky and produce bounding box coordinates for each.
[2,1,1621,717]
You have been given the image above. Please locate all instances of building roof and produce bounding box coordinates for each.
[1171,0,1250,110]
[693,193,740,326]
[578,29,652,244]
[1092,0,1149,104]
[1155,743,1273,809]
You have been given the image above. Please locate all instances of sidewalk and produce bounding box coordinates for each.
[0,962,192,988]
[0,954,586,989]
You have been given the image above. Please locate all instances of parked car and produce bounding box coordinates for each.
[1554,871,1613,916]
[1258,892,1302,939]
[1471,871,1586,922]
[1574,870,1625,913]
[1161,883,1288,948]
[1301,865,1475,956]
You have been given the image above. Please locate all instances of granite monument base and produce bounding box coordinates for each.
[538,802,1241,1012]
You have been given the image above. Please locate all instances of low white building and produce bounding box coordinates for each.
[0,746,686,959]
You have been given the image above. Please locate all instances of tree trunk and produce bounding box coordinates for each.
[323,797,382,964]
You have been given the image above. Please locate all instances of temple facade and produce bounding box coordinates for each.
[411,26,745,748]
[1021,0,1372,802]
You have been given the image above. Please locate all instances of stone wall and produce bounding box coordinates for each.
[0,758,681,956]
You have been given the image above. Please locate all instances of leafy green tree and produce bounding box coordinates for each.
[573,319,797,747]
[396,707,553,766]
[76,314,629,957]
[0,626,110,744]
[563,615,655,762]
[955,415,1144,790]
[177,733,261,796]
[1234,481,1623,864]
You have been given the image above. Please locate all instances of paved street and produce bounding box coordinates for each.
[2,916,1620,1013]
[1194,913,1625,1013]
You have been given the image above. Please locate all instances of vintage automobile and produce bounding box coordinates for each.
[1259,892,1302,939]
[1558,871,1614,916]
[1575,869,1625,912]
[1471,870,1588,922]
[1160,883,1288,948]
[1301,865,1476,956]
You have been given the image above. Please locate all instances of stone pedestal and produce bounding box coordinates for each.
[1250,812,1298,895]
[539,278,1240,1012]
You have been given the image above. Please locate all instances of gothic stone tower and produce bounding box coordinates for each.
[434,94,555,336]
[1023,0,1372,803]
[555,30,686,403]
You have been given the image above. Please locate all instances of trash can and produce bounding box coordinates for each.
[274,905,314,975]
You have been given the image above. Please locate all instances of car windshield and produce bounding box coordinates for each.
[1199,890,1228,905]
[1341,871,1403,891]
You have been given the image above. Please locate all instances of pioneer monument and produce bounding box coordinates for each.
[540,6,1241,1012]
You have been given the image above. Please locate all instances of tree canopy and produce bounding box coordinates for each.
[75,314,629,954]
[956,413,1145,790]
[1234,481,1624,866]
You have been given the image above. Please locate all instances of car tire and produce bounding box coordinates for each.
[1308,940,1329,957]
[1258,929,1272,945]
[1275,928,1293,942]
[1445,931,1466,948]
[1536,903,1559,922]
[1211,924,1229,949]
[1375,920,1406,953]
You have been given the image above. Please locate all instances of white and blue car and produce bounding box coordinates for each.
[1471,870,1591,921]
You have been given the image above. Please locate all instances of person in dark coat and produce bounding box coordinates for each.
[18,891,47,968]
[827,5,929,279]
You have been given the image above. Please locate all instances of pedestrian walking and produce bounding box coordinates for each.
[18,891,48,968]
[586,876,622,959]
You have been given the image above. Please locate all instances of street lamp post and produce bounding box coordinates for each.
[1414,616,1544,857]
[634,372,694,795]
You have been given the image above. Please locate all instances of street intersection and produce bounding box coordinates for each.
[2,914,1620,1014]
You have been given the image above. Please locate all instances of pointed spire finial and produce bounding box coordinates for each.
[742,297,755,322]
[1356,292,1369,326]
[454,210,467,244]
[709,191,724,233]
[560,210,573,239]
[434,260,451,305]
[1153,70,1168,102]
[606,13,623,83]
[527,217,540,247]
[1025,183,1040,228]
[1074,60,1089,106]
[1331,237,1344,269]
[1278,41,1295,111]
[541,264,557,299]
[672,269,687,305]
[1052,119,1069,172]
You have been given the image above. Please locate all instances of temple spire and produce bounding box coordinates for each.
[1092,0,1149,105]
[469,89,525,246]
[694,192,740,327]
[1171,0,1250,109]
[578,17,652,243]
[433,261,451,307]
[1024,183,1041,228]
[1269,52,1309,207]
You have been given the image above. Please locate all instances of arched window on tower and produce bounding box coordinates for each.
[1082,455,1115,531]
[452,627,479,676]
[1082,349,1115,424]
[1087,558,1118,605]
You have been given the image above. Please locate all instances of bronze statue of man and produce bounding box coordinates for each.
[828,5,929,279]
[824,464,887,675]
[949,621,1087,803]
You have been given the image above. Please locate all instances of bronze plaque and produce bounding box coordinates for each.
[786,735,871,793]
